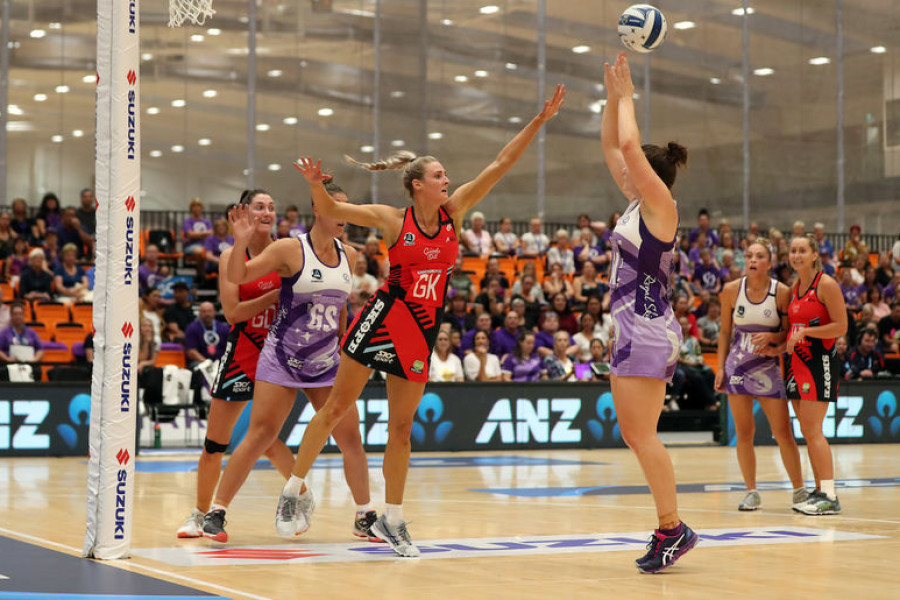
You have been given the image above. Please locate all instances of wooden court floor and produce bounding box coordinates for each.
[0,443,897,600]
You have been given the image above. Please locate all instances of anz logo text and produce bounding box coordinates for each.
[286,399,391,447]
[476,398,581,444]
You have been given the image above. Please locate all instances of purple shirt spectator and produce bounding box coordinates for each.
[490,327,519,358]
[0,325,44,356]
[204,234,234,259]
[279,219,307,239]
[693,263,721,292]
[184,318,230,362]
[139,264,165,294]
[841,283,866,308]
[689,228,719,248]
[500,353,545,381]
[182,217,212,248]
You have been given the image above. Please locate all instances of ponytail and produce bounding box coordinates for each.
[346,151,437,199]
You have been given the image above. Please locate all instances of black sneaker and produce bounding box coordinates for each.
[635,523,698,574]
[202,508,228,543]
[353,510,385,543]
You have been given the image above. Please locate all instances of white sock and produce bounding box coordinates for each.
[384,503,403,526]
[356,503,372,515]
[282,475,305,498]
[794,487,806,493]
[820,479,836,500]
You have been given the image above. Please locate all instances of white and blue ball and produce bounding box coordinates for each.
[618,4,668,54]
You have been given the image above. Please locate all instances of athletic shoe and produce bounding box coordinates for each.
[275,489,315,538]
[369,515,420,557]
[796,490,841,515]
[176,508,205,538]
[201,508,228,543]
[635,523,698,574]
[738,490,762,511]
[353,510,385,543]
[791,488,813,512]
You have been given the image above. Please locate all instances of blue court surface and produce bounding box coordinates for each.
[472,477,900,497]
[0,535,226,600]
[131,454,606,473]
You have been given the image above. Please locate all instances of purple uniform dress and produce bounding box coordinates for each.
[256,233,351,389]
[724,277,786,398]
[607,199,681,382]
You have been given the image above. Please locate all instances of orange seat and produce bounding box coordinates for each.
[41,345,74,364]
[155,348,187,369]
[54,322,87,347]
[70,302,93,330]
[32,301,70,327]
[495,256,517,282]
[27,321,51,342]
[0,282,14,301]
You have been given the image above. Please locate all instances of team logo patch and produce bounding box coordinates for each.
[411,360,425,374]
[373,350,395,363]
[802,382,811,394]
[737,305,745,317]
[343,273,350,283]
[763,308,772,318]
[404,232,416,246]
[424,247,441,261]
[312,269,323,281]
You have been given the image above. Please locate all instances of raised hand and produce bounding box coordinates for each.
[536,84,567,123]
[293,156,328,185]
[228,203,256,244]
[607,51,635,99]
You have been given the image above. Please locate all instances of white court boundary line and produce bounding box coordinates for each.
[0,526,272,600]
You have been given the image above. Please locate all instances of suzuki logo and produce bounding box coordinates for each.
[116,448,130,465]
[125,196,135,212]
[122,322,134,338]
[126,70,137,86]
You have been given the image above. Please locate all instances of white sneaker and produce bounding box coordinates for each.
[369,515,420,558]
[738,490,761,511]
[176,508,204,538]
[275,488,315,538]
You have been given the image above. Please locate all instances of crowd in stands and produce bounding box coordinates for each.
[2,192,900,412]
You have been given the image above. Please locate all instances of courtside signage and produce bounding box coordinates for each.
[133,527,880,566]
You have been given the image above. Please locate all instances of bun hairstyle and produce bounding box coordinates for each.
[346,151,437,199]
[642,141,688,190]
[239,189,270,206]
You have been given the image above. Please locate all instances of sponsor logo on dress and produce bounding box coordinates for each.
[343,273,350,283]
[638,274,660,319]
[729,375,744,386]
[737,305,745,317]
[822,355,832,399]
[763,308,772,318]
[346,298,386,353]
[424,247,441,261]
[287,357,304,370]
[410,360,425,375]
[404,232,416,246]
[232,380,252,393]
[802,382,811,394]
[373,350,395,363]
[311,269,323,281]
[446,224,452,232]
[258,280,276,291]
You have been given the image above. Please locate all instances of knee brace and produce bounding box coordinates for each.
[204,437,229,454]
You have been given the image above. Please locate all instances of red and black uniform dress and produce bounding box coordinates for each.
[784,272,840,402]
[342,206,458,382]
[210,250,280,401]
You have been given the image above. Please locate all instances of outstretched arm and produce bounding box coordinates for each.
[226,205,297,284]
[601,59,627,195]
[444,84,566,227]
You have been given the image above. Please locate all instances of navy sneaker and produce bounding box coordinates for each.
[353,510,385,543]
[635,523,698,574]
[201,508,228,543]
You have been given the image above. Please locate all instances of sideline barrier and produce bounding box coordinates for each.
[3,381,898,457]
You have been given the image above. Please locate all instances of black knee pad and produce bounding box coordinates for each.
[204,437,229,454]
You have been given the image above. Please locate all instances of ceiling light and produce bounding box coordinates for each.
[505,63,518,70]
[710,77,722,84]
[390,90,405,98]
[207,28,221,35]
[268,164,281,171]
[7,105,23,116]
[30,29,46,39]
[49,22,62,29]
[317,108,334,117]
[51,135,64,143]
[674,21,695,30]
[146,106,160,115]
[508,116,522,124]
[267,69,283,77]
[6,122,33,132]
[441,19,453,26]
[72,129,84,137]
[589,100,606,114]
[141,52,153,61]
[82,74,96,83]
[732,7,755,16]
[149,150,163,158]
[55,85,70,94]
[454,75,468,83]
[256,123,270,131]
[202,89,217,98]
[190,34,205,42]
[171,99,186,107]
[572,45,591,54]
[391,140,405,147]
[870,46,887,54]
[171,145,184,153]
[283,116,298,125]
[474,70,489,78]
[34,93,48,102]
[360,145,374,153]
[428,132,443,140]
[753,67,774,76]
[198,138,211,146]
[809,57,830,65]
[480,6,500,15]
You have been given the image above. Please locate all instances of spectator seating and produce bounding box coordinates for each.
[0,281,13,302]
[32,301,70,328]
[517,255,545,281]
[156,342,187,368]
[53,322,87,348]
[70,302,93,330]
[26,321,50,342]
[41,341,73,364]
[144,228,182,262]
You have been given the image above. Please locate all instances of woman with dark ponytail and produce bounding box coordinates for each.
[601,51,695,573]
[282,84,566,557]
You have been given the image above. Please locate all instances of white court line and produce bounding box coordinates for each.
[0,526,272,600]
